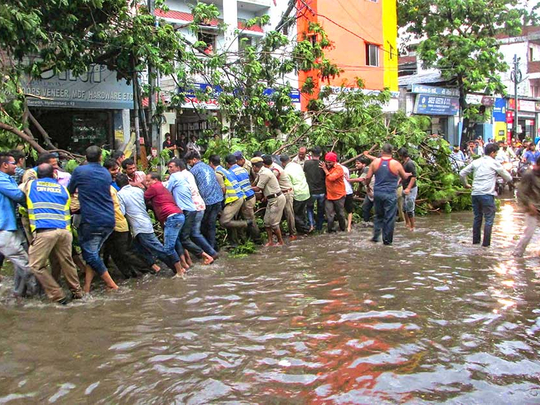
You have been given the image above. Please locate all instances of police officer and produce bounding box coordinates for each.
[27,163,83,303]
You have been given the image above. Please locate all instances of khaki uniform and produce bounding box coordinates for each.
[270,163,296,235]
[256,167,286,229]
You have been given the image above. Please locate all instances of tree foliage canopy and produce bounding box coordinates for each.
[398,0,537,120]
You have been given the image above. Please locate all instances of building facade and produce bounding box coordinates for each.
[297,0,399,112]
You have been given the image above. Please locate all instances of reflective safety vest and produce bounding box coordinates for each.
[26,178,71,232]
[215,166,243,205]
[231,164,254,199]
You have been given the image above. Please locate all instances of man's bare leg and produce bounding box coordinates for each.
[347,213,353,232]
[84,266,94,293]
[408,214,415,231]
[201,252,214,265]
[184,251,193,267]
[100,271,119,290]
[173,261,186,279]
[264,227,274,246]
[275,227,285,246]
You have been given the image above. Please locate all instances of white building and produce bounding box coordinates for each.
[153,0,299,147]
[498,26,540,140]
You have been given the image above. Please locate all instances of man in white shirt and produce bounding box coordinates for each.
[460,143,512,247]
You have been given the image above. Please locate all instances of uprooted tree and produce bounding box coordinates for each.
[1,0,468,212]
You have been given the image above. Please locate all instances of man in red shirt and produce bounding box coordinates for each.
[145,173,213,266]
[144,173,189,275]
[320,152,346,232]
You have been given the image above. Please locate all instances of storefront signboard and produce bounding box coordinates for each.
[414,94,460,115]
[411,84,459,97]
[23,65,134,109]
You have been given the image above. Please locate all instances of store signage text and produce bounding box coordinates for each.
[411,84,460,97]
[23,65,134,110]
[414,94,460,116]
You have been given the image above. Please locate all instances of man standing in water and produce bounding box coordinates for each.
[320,152,346,233]
[513,156,540,257]
[363,144,411,245]
[251,157,286,246]
[398,147,418,231]
[68,146,119,290]
[460,143,512,247]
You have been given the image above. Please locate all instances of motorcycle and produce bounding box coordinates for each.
[496,160,518,195]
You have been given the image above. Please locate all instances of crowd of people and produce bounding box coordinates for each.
[0,143,421,304]
[1,136,539,305]
[449,136,540,171]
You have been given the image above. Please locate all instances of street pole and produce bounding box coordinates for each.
[148,0,158,150]
[512,54,521,140]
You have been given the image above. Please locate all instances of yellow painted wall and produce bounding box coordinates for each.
[382,0,398,91]
[494,122,507,141]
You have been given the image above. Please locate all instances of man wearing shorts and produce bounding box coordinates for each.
[340,162,355,232]
[398,148,418,231]
[251,157,286,246]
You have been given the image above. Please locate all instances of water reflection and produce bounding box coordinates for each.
[0,203,540,402]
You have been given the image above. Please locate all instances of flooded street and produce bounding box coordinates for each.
[2,199,540,403]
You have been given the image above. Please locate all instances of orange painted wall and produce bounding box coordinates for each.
[297,0,386,111]
[318,0,384,90]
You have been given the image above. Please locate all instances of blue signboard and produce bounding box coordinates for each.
[411,84,460,97]
[414,94,460,116]
[492,97,506,122]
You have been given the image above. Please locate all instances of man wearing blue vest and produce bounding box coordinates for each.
[0,152,38,298]
[227,154,260,240]
[27,164,83,303]
[68,146,118,291]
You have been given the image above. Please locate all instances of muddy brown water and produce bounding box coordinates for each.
[1,200,540,403]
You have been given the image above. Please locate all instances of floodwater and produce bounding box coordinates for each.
[1,199,540,404]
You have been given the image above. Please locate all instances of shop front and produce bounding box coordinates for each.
[23,64,133,154]
[507,98,540,142]
[411,84,460,145]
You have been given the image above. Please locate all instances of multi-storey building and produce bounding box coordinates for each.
[155,0,399,148]
[296,0,399,112]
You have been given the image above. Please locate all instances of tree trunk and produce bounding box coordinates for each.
[0,122,47,153]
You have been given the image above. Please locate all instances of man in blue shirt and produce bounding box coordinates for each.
[0,152,39,298]
[184,151,223,250]
[522,143,540,166]
[68,146,118,291]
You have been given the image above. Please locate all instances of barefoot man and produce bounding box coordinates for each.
[251,157,286,246]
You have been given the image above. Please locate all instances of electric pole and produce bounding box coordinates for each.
[511,54,522,140]
[148,0,158,149]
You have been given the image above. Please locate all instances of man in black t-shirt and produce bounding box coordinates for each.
[303,146,326,231]
[162,133,176,158]
[398,147,418,231]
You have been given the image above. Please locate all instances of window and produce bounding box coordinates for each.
[530,46,534,62]
[197,31,217,54]
[366,43,379,66]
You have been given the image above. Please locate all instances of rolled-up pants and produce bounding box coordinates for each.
[282,192,296,235]
[29,229,82,302]
[0,230,39,297]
